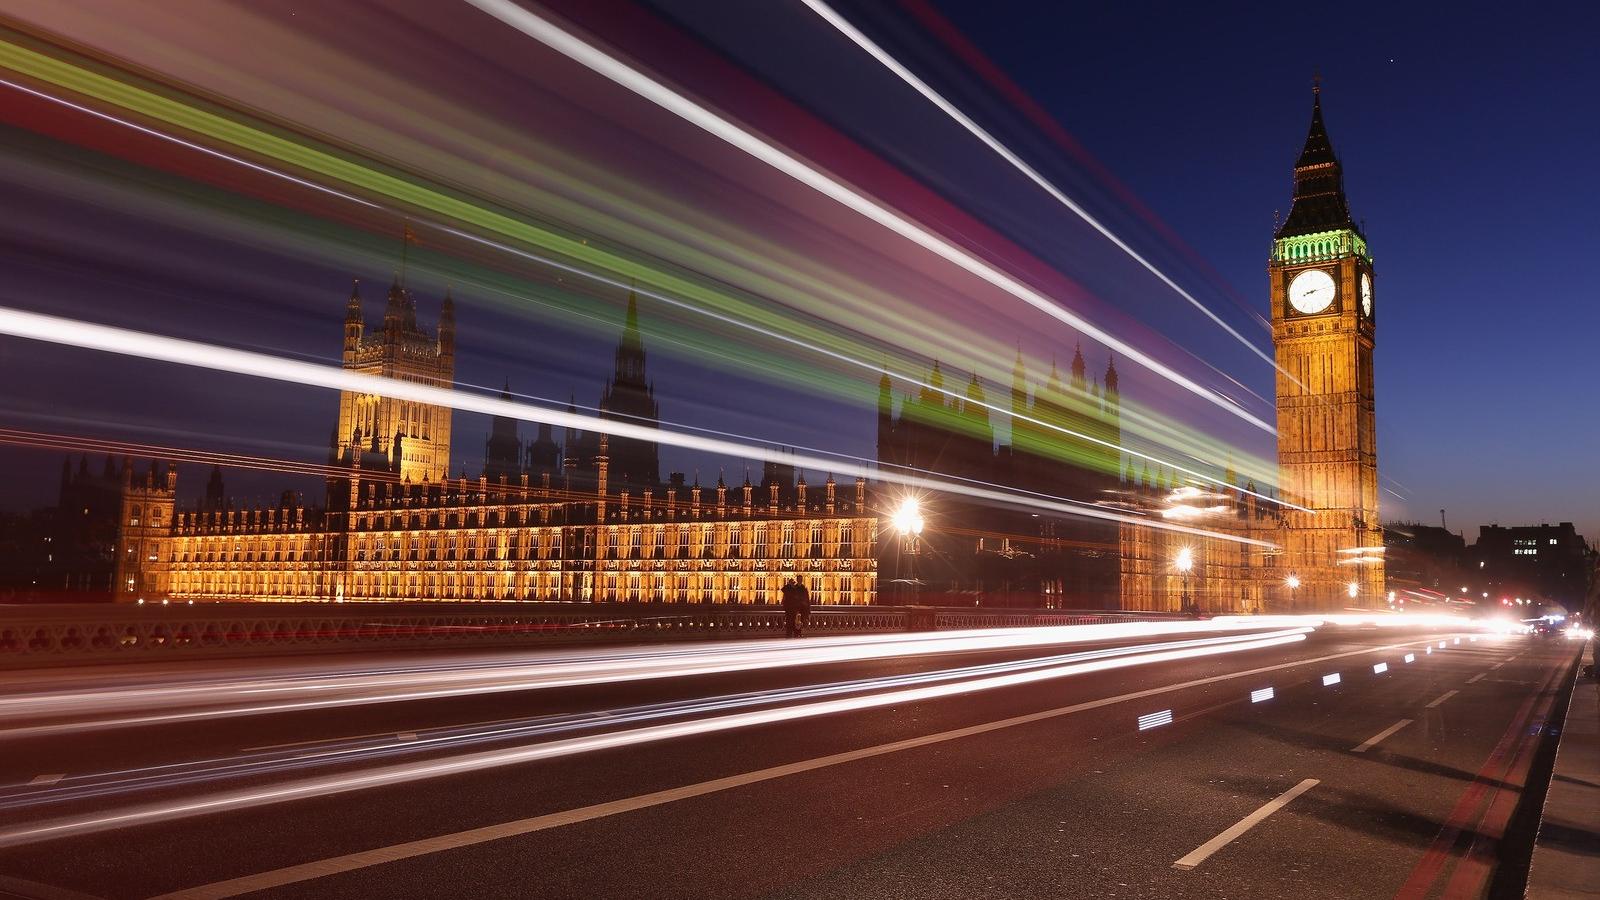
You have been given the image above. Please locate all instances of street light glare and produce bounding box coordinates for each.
[891,497,925,536]
[1175,547,1194,573]
[1347,581,1358,598]
[1285,575,1300,590]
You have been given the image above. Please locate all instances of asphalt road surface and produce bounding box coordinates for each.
[0,620,1579,899]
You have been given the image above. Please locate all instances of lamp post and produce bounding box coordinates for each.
[1175,546,1195,616]
[891,498,925,605]
[1286,574,1300,611]
[1347,581,1359,605]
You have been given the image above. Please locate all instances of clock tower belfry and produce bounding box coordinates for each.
[1270,88,1383,610]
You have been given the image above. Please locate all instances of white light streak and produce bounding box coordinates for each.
[0,629,1306,847]
[802,1,1289,383]
[0,76,1286,510]
[464,0,1276,434]
[0,307,1278,547]
[0,79,379,211]
[0,621,1312,739]
[4,630,1290,812]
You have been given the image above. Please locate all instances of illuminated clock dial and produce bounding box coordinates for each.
[1287,268,1336,315]
[1360,273,1373,317]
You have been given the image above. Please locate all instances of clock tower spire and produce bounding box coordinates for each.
[1270,88,1383,610]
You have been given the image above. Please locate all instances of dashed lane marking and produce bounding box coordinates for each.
[1173,779,1321,870]
[1353,719,1413,753]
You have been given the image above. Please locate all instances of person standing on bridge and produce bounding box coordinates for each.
[781,577,811,638]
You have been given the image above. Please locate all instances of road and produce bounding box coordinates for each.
[0,620,1579,899]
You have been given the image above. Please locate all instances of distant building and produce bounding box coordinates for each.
[0,456,126,600]
[1470,523,1593,609]
[1119,471,1280,614]
[1383,523,1468,605]
[875,345,1122,607]
[112,285,876,605]
[335,278,454,484]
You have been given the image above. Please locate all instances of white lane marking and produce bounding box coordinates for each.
[396,733,418,743]
[147,642,1428,899]
[28,774,64,786]
[1467,673,1486,684]
[1404,653,1415,663]
[1426,690,1459,708]
[1373,662,1389,674]
[1489,662,1505,670]
[1438,641,1448,648]
[1352,719,1413,753]
[1322,673,1342,686]
[1137,710,1173,731]
[1251,687,1274,703]
[1172,779,1320,870]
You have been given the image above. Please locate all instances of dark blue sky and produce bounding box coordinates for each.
[921,0,1600,538]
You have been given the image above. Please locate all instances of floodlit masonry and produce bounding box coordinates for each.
[1117,87,1385,613]
[113,285,878,605]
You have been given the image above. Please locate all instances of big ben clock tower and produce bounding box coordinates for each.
[1271,87,1383,610]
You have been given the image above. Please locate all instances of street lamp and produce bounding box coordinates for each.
[891,497,925,604]
[1347,581,1359,603]
[1175,547,1195,616]
[1286,574,1300,610]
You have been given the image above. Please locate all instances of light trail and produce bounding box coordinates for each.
[463,0,1275,434]
[0,63,1282,494]
[803,1,1428,506]
[0,620,1317,739]
[801,1,1290,382]
[0,77,380,212]
[0,305,1280,547]
[0,628,1301,812]
[0,627,1308,848]
[443,226,1296,507]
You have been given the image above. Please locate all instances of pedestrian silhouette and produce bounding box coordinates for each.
[781,578,811,638]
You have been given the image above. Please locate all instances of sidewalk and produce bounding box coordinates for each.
[1526,655,1600,898]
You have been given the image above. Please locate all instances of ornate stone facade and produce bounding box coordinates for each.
[113,289,876,605]
[1117,89,1385,613]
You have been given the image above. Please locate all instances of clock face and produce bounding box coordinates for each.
[1287,268,1336,315]
[1360,273,1373,317]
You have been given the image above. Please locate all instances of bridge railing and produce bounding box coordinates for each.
[0,602,1180,667]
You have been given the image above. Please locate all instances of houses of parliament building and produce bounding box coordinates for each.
[108,89,1383,612]
[113,284,879,606]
